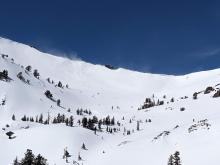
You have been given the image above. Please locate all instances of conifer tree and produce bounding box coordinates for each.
[78,153,82,161]
[173,151,181,165]
[168,154,174,165]
[137,121,140,131]
[33,69,40,79]
[57,81,62,88]
[20,149,35,165]
[12,114,16,121]
[57,99,61,106]
[25,65,32,72]
[39,114,43,123]
[168,151,181,165]
[81,143,87,150]
[34,154,48,165]
[69,116,74,127]
[82,117,88,128]
[111,117,115,125]
[13,157,19,165]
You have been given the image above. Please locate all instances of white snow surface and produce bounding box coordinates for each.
[0,37,220,164]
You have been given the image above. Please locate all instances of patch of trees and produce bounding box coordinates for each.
[193,85,219,99]
[145,119,152,123]
[76,108,92,116]
[17,113,122,134]
[46,78,69,89]
[21,114,49,124]
[139,97,166,110]
[188,119,210,133]
[17,72,30,84]
[19,113,75,127]
[105,64,117,70]
[153,131,170,141]
[213,90,220,98]
[13,149,48,165]
[45,90,53,99]
[80,115,118,134]
[180,96,188,99]
[167,151,181,165]
[157,99,164,105]
[52,113,74,127]
[44,90,63,107]
[44,90,57,103]
[139,98,155,110]
[204,86,214,94]
[0,69,12,82]
[25,65,40,80]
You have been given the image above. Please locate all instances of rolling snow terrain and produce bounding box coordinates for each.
[0,37,220,164]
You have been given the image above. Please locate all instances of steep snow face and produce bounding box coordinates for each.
[0,37,220,165]
[0,37,180,114]
[1,37,220,112]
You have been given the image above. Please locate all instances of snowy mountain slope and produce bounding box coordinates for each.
[0,37,220,164]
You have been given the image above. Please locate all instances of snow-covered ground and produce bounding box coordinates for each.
[0,37,220,164]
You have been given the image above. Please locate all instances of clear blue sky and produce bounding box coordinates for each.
[1,0,220,74]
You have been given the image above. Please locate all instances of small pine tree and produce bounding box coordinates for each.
[35,116,39,122]
[78,153,82,161]
[39,114,43,123]
[98,120,102,130]
[65,118,69,126]
[13,157,19,165]
[63,148,71,163]
[46,78,51,83]
[137,121,140,131]
[45,90,53,99]
[81,143,87,150]
[94,126,97,135]
[12,114,16,121]
[69,116,74,127]
[2,70,8,78]
[21,115,27,121]
[57,99,61,106]
[193,92,198,100]
[110,117,115,125]
[25,65,32,72]
[57,81,63,88]
[33,69,40,79]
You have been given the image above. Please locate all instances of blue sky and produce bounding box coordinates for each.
[0,0,220,74]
